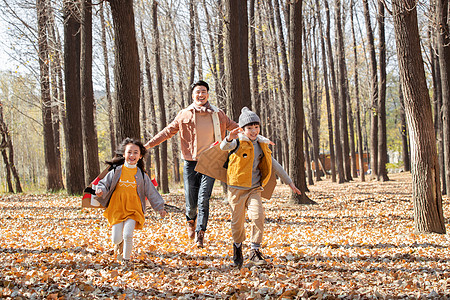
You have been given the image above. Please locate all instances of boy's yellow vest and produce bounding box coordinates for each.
[227,138,272,188]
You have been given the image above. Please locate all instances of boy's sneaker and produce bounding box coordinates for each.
[249,249,267,266]
[186,220,196,240]
[195,230,205,248]
[114,241,123,262]
[232,244,243,268]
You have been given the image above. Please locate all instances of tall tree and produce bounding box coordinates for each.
[363,0,379,178]
[391,0,445,233]
[324,0,344,184]
[99,1,115,157]
[80,0,99,184]
[350,0,365,181]
[377,0,389,181]
[436,0,450,196]
[108,0,141,141]
[189,0,196,84]
[316,0,336,182]
[63,0,84,194]
[224,0,251,120]
[335,0,352,182]
[288,0,314,204]
[152,1,169,193]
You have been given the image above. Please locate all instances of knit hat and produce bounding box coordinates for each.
[239,107,261,128]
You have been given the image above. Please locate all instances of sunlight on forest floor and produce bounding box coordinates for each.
[1,172,450,299]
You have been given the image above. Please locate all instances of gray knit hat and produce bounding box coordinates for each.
[239,107,261,128]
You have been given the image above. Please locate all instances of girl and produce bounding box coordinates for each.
[95,138,166,267]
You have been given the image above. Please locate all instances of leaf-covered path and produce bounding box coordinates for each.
[1,172,450,299]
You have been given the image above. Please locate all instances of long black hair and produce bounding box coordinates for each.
[105,138,147,173]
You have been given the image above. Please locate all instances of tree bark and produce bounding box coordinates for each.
[80,0,99,184]
[398,83,410,172]
[436,0,450,196]
[324,0,344,184]
[152,1,169,193]
[335,0,352,182]
[249,0,260,115]
[189,0,196,85]
[392,0,445,234]
[141,21,161,188]
[38,0,62,192]
[363,0,379,178]
[350,0,365,182]
[63,0,84,195]
[377,0,389,181]
[108,0,141,141]
[99,1,115,157]
[288,0,315,205]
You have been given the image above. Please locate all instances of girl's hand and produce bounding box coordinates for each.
[289,183,302,195]
[228,127,243,141]
[95,189,103,197]
[158,210,167,218]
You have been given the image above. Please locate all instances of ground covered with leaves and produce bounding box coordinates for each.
[1,172,450,299]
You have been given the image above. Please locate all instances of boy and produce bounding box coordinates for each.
[220,107,301,268]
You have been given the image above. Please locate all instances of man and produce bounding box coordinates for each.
[144,80,238,247]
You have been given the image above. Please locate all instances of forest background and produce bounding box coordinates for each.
[0,0,414,192]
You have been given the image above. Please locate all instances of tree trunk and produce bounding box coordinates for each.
[141,21,161,187]
[430,20,445,193]
[0,99,21,193]
[392,0,445,234]
[108,0,141,141]
[377,0,389,182]
[217,0,226,111]
[47,5,64,190]
[324,0,344,184]
[363,0,379,178]
[350,0,365,182]
[189,0,196,85]
[152,1,169,193]
[288,0,315,205]
[316,0,336,182]
[63,0,84,194]
[249,0,260,115]
[335,0,352,182]
[100,1,115,157]
[436,0,450,196]
[38,0,62,192]
[80,0,100,184]
[398,83,410,172]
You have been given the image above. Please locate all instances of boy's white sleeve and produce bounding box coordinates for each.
[272,158,293,185]
[220,137,237,151]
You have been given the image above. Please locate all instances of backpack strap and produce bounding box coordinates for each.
[210,104,222,142]
[223,139,240,169]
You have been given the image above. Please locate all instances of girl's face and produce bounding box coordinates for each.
[124,144,142,165]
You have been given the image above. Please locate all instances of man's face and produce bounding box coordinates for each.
[192,85,209,106]
[243,124,260,141]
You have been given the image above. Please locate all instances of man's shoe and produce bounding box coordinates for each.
[195,230,205,248]
[114,241,124,262]
[186,220,196,240]
[248,249,267,266]
[232,244,243,268]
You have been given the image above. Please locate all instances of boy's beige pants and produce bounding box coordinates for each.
[228,186,265,244]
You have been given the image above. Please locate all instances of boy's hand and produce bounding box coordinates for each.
[95,189,103,197]
[228,127,243,141]
[158,210,167,218]
[289,183,302,195]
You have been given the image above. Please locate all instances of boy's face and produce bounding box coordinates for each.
[243,124,260,141]
[192,85,209,106]
[124,144,142,165]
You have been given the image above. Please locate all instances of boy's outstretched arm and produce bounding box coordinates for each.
[289,183,302,195]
